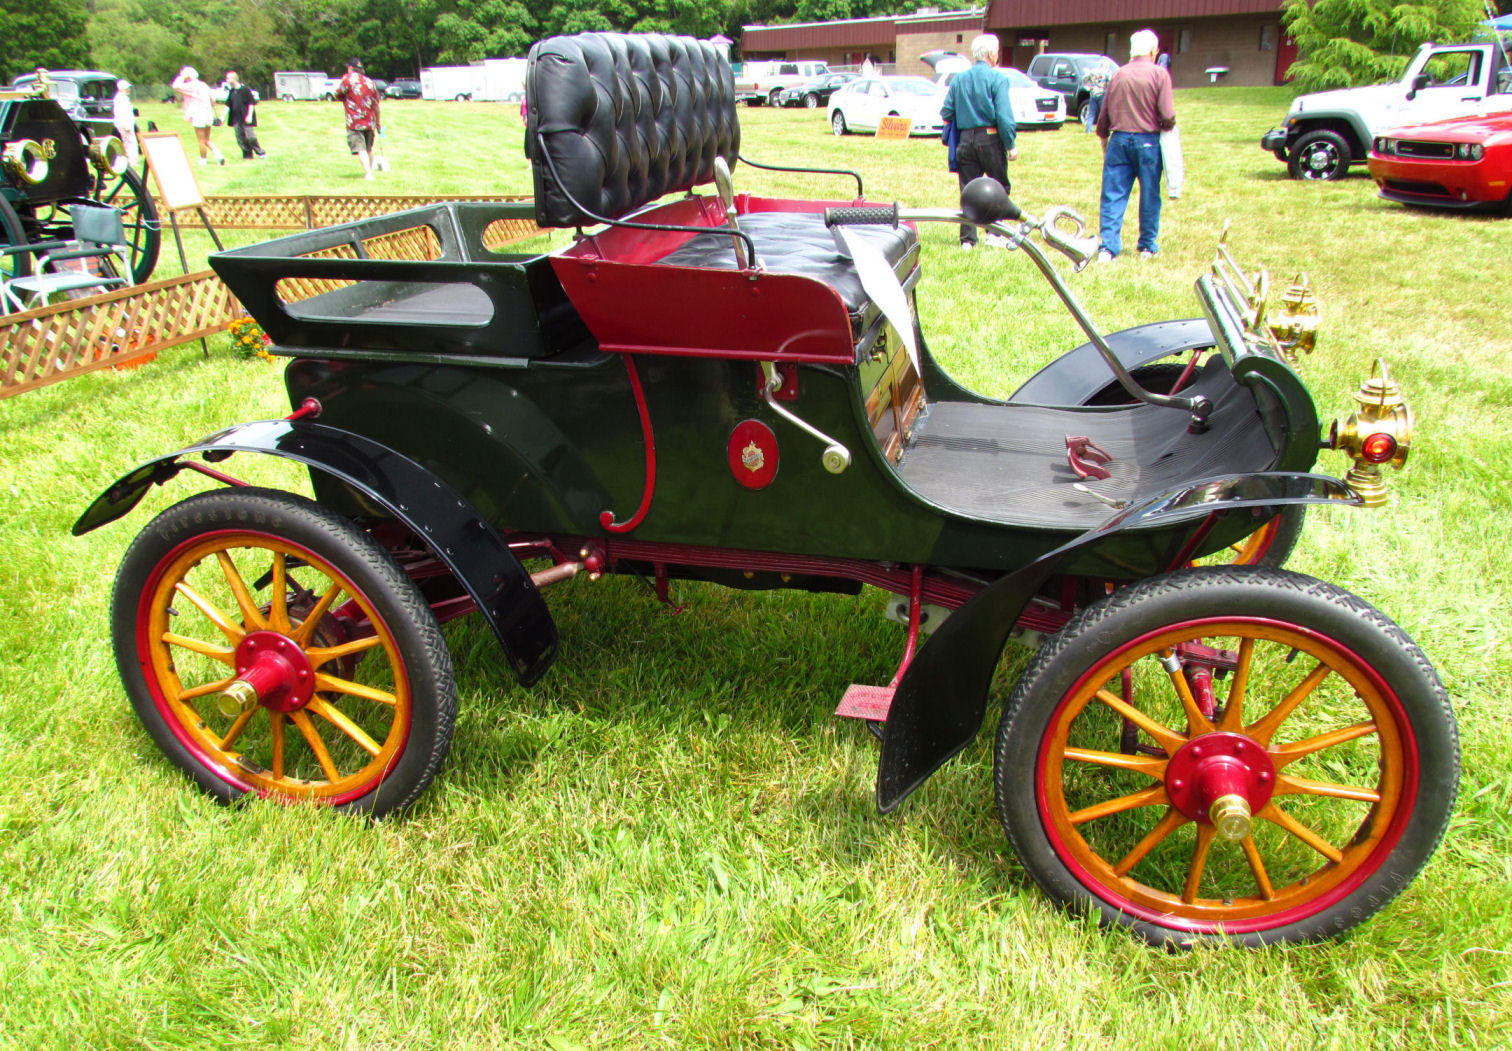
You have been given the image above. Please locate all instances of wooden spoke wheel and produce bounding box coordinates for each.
[0,195,31,289]
[112,488,455,816]
[996,567,1458,946]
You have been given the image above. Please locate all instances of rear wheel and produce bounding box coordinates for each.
[111,488,456,817]
[88,167,161,283]
[995,567,1458,946]
[768,88,783,107]
[832,110,848,135]
[0,195,31,293]
[1288,129,1351,181]
[1078,100,1091,125]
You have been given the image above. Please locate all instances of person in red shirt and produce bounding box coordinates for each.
[1094,29,1176,261]
[334,57,383,180]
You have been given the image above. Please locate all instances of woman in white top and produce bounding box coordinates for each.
[171,66,224,165]
[112,80,139,167]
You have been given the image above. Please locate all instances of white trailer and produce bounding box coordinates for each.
[273,71,331,101]
[476,57,527,101]
[421,66,486,101]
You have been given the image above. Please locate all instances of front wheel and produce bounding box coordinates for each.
[1288,129,1351,180]
[111,488,457,817]
[995,567,1458,946]
[831,110,847,136]
[804,93,819,108]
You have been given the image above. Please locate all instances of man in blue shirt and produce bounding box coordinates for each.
[941,33,1018,249]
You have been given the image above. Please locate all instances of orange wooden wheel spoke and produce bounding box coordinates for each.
[1270,721,1378,769]
[289,710,341,782]
[1183,824,1217,903]
[1163,648,1215,735]
[1216,636,1254,733]
[1245,660,1331,745]
[270,712,286,780]
[307,697,382,757]
[290,584,343,647]
[1070,783,1168,825]
[1063,746,1167,779]
[214,550,268,630]
[268,552,290,633]
[1257,801,1344,864]
[1113,806,1187,876]
[314,672,397,707]
[174,581,245,643]
[1274,773,1381,804]
[161,631,235,664]
[1240,835,1275,900]
[1092,688,1186,755]
[305,634,385,667]
[178,675,238,702]
[218,705,257,751]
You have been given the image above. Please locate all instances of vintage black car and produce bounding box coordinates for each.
[1,91,160,296]
[79,33,1456,948]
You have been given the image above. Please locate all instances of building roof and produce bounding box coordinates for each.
[743,9,982,51]
[985,0,1280,26]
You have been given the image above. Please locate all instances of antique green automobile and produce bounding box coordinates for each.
[77,33,1456,947]
[0,89,159,294]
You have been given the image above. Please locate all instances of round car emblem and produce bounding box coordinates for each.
[727,420,779,489]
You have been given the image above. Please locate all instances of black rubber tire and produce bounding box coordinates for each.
[832,110,847,135]
[1288,129,1351,181]
[0,194,31,285]
[995,567,1459,947]
[768,88,783,107]
[1078,100,1090,125]
[804,93,819,108]
[111,488,456,817]
[281,93,294,102]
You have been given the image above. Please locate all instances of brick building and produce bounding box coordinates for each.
[742,1,1297,88]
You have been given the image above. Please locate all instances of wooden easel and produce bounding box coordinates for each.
[139,132,223,355]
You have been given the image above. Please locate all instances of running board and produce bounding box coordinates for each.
[836,684,895,722]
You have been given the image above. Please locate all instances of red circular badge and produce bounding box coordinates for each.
[728,420,779,489]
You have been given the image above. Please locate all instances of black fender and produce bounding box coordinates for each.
[876,471,1361,813]
[1007,318,1216,406]
[73,419,559,686]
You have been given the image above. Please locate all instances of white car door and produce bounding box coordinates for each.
[1399,48,1492,125]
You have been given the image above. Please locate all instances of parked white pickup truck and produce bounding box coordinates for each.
[735,60,831,106]
[1262,40,1512,179]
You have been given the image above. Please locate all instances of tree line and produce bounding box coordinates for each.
[2,0,1508,92]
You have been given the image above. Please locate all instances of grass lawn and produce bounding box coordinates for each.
[1,88,1509,1048]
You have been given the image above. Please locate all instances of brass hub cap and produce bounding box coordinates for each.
[1165,731,1276,840]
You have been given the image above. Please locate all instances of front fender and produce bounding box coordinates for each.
[875,471,1361,813]
[74,419,559,686]
[1007,319,1215,406]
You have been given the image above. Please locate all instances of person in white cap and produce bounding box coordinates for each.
[112,80,139,167]
[171,66,224,165]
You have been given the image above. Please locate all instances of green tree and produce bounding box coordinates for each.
[0,0,91,83]
[88,0,193,87]
[1281,0,1489,91]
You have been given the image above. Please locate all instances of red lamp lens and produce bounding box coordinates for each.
[1361,432,1397,464]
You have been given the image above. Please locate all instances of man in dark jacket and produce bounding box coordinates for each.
[940,33,1018,249]
[222,72,265,159]
[1095,29,1176,260]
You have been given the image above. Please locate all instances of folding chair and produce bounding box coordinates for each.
[0,205,132,313]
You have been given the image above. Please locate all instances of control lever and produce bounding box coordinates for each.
[760,362,851,474]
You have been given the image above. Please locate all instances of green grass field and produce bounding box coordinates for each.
[1,89,1509,1049]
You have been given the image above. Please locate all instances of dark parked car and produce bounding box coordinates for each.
[6,70,118,133]
[1025,52,1119,124]
[777,73,857,108]
[386,78,422,99]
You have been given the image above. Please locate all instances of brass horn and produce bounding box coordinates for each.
[1038,206,1100,272]
[2,139,49,185]
[88,135,129,176]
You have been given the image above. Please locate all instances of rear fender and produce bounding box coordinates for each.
[1007,319,1216,406]
[73,419,559,686]
[875,471,1360,813]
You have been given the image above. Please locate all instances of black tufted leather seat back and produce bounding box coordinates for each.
[526,32,741,228]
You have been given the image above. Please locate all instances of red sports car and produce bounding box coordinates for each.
[1368,112,1512,212]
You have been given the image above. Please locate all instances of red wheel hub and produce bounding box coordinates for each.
[231,631,317,713]
[1165,732,1276,838]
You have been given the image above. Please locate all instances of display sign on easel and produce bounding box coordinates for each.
[140,132,222,355]
[875,116,913,140]
[140,132,224,262]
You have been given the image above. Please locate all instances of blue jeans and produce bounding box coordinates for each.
[1099,131,1163,257]
[1083,94,1101,133]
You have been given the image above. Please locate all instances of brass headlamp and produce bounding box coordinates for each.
[2,139,50,185]
[88,135,129,176]
[1266,272,1320,362]
[1327,359,1412,507]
